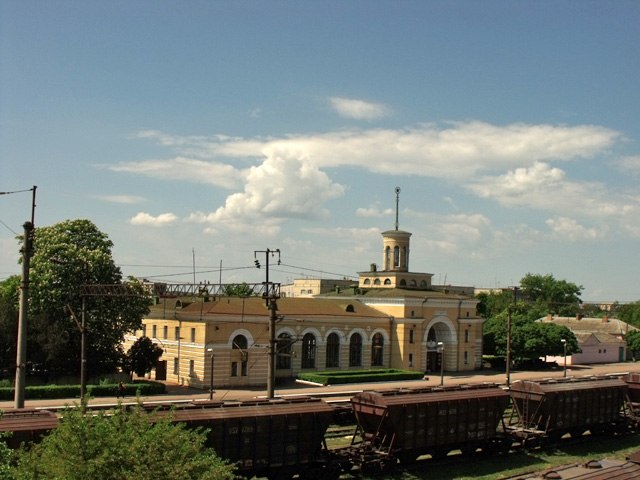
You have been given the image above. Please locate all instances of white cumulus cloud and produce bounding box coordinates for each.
[130,212,178,227]
[546,216,605,241]
[118,119,633,237]
[95,195,146,204]
[329,97,391,120]
[108,157,244,189]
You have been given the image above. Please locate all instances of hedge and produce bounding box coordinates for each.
[298,369,424,385]
[0,380,166,401]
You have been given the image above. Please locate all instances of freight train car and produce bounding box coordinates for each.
[0,409,58,449]
[507,376,629,443]
[349,383,511,470]
[151,396,337,480]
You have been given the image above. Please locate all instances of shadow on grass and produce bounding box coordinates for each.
[358,433,640,480]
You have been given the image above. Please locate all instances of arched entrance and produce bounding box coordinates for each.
[423,321,455,373]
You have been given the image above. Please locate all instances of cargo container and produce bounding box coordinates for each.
[508,376,628,439]
[350,383,510,466]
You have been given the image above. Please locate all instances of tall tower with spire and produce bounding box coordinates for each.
[382,187,411,272]
[358,187,433,290]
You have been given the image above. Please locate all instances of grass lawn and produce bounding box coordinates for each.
[351,433,640,479]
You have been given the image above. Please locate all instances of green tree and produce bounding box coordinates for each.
[124,337,163,378]
[476,290,514,319]
[617,301,640,329]
[482,273,583,367]
[626,330,640,360]
[12,405,235,480]
[511,322,579,361]
[519,273,583,316]
[27,219,152,378]
[0,276,20,380]
[222,283,255,297]
[0,429,15,480]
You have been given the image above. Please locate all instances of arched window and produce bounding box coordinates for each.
[374,279,381,285]
[385,246,391,270]
[384,278,392,285]
[409,279,417,287]
[301,333,316,369]
[349,333,362,367]
[326,332,340,368]
[393,246,400,268]
[232,335,248,350]
[232,334,248,377]
[363,278,371,285]
[399,279,407,286]
[371,333,384,366]
[276,333,292,370]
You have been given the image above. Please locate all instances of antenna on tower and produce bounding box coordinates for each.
[394,186,401,230]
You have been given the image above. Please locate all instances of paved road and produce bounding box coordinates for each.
[2,362,639,411]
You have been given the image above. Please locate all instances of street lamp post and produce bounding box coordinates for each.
[206,348,215,400]
[561,339,567,377]
[437,341,444,386]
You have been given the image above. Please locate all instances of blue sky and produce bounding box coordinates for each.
[2,1,639,302]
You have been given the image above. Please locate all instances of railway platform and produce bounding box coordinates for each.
[2,361,639,411]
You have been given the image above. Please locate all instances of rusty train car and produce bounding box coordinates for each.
[0,409,58,449]
[2,374,640,479]
[349,383,511,468]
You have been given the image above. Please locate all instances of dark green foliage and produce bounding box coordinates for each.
[25,219,152,378]
[520,272,583,315]
[0,428,14,480]
[221,283,255,297]
[626,330,640,359]
[0,380,165,401]
[11,405,236,480]
[298,369,424,385]
[0,276,20,380]
[480,273,582,363]
[617,301,640,329]
[123,337,163,378]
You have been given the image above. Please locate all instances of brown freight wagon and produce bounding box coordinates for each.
[508,376,628,440]
[350,383,511,466]
[0,409,58,448]
[152,396,336,480]
[623,373,640,426]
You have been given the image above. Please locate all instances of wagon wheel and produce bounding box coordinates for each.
[460,445,478,456]
[430,448,449,460]
[298,462,342,480]
[397,452,418,465]
[267,467,295,480]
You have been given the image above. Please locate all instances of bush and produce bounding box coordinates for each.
[298,369,424,385]
[11,405,235,480]
[0,380,166,400]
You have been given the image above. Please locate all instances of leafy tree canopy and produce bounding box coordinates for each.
[626,330,640,359]
[0,427,14,480]
[616,301,640,329]
[222,283,255,297]
[479,273,583,364]
[124,336,163,378]
[520,273,583,316]
[27,219,152,377]
[12,405,235,480]
[0,276,20,378]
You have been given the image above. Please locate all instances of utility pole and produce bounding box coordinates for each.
[254,248,281,399]
[9,185,37,409]
[14,221,34,408]
[506,286,518,387]
[64,301,87,400]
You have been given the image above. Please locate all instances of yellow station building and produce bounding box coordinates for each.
[124,217,484,389]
